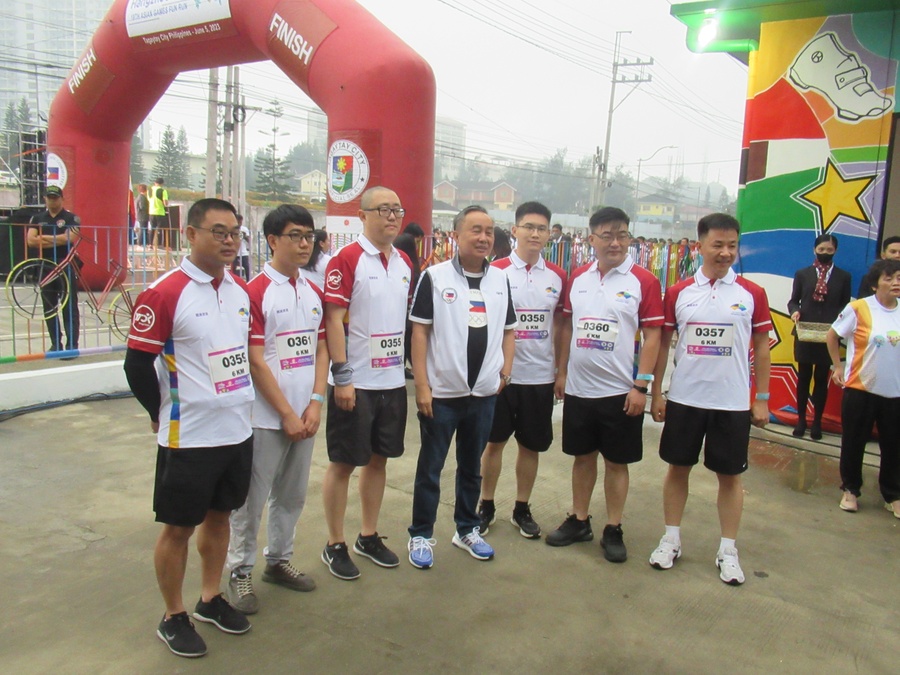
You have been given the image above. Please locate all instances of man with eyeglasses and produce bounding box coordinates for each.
[477,201,567,539]
[124,198,254,658]
[320,186,413,580]
[547,207,663,564]
[225,204,328,614]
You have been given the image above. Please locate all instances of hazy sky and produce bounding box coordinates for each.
[144,0,749,190]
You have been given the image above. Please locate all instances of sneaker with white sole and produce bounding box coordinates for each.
[321,542,360,580]
[226,573,259,615]
[192,594,251,634]
[452,528,494,560]
[353,532,401,568]
[649,535,682,570]
[263,561,316,591]
[408,536,436,569]
[157,612,207,658]
[716,547,745,585]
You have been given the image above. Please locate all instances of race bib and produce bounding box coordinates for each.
[576,317,618,351]
[208,345,251,394]
[275,329,315,371]
[370,332,404,369]
[515,308,551,340]
[685,322,734,356]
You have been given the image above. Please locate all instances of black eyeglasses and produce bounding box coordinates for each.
[363,206,405,218]
[279,231,316,242]
[194,226,242,242]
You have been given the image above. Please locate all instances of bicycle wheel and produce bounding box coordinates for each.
[6,258,70,320]
[108,287,136,340]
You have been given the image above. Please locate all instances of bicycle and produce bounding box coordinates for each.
[5,235,136,340]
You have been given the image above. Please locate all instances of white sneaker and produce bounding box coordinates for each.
[716,547,745,585]
[649,535,682,570]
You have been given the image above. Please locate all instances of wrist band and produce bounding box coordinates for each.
[331,361,353,386]
[755,392,770,401]
[310,393,325,404]
[635,373,654,382]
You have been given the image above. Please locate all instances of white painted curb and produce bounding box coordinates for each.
[0,361,129,411]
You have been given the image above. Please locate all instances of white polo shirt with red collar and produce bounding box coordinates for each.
[664,267,772,411]
[492,251,567,385]
[323,233,412,391]
[127,258,254,449]
[248,262,325,430]
[563,255,664,398]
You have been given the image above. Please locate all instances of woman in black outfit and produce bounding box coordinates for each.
[787,233,851,439]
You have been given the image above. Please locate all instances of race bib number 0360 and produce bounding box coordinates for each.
[685,322,734,357]
[576,317,618,352]
[370,332,403,369]
[515,308,550,340]
[208,345,251,394]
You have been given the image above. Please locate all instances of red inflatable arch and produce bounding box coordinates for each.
[48,0,436,287]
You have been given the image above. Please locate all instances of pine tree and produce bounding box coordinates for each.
[16,97,32,127]
[175,126,192,188]
[130,133,145,183]
[254,145,293,200]
[152,125,189,188]
[2,102,19,173]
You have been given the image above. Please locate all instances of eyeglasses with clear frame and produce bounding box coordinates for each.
[279,231,316,243]
[363,206,406,218]
[593,231,631,243]
[518,224,550,234]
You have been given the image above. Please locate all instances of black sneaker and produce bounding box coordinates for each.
[600,524,628,563]
[192,594,251,635]
[321,542,361,580]
[478,501,496,535]
[353,533,400,567]
[545,514,593,547]
[157,612,207,658]
[511,505,542,539]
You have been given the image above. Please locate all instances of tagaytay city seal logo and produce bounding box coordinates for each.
[327,139,370,204]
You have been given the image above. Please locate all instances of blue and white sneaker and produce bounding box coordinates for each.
[408,536,436,569]
[452,527,494,560]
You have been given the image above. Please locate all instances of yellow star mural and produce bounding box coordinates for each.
[799,158,874,233]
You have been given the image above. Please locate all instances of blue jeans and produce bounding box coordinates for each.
[409,395,497,539]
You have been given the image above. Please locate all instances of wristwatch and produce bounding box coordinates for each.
[500,373,512,386]
[632,384,649,394]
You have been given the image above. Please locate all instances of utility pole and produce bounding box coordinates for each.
[205,68,218,198]
[230,66,241,206]
[597,31,653,208]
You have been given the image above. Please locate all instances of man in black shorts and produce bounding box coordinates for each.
[124,198,254,657]
[648,213,772,585]
[320,186,413,580]
[547,208,663,563]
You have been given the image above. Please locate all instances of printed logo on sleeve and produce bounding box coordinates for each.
[131,305,156,332]
[326,270,343,290]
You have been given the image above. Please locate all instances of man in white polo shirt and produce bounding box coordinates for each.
[124,198,253,658]
[407,205,517,569]
[546,207,663,564]
[648,213,772,586]
[478,201,567,539]
[320,186,413,580]
[226,204,328,614]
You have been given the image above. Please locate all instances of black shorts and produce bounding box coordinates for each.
[659,400,750,475]
[154,436,253,527]
[488,383,555,452]
[562,393,643,464]
[326,386,407,466]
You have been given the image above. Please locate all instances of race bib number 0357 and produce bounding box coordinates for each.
[685,322,734,356]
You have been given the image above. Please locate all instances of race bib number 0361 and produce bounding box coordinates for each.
[685,322,734,357]
[276,329,315,371]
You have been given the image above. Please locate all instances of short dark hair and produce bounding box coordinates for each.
[187,198,236,228]
[404,222,424,238]
[453,204,489,231]
[882,235,900,252]
[863,258,900,292]
[263,203,314,239]
[697,212,740,239]
[154,178,164,185]
[552,223,563,231]
[515,201,551,224]
[814,233,838,250]
[589,207,629,231]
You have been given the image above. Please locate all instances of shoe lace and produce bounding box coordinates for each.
[719,548,740,568]
[234,574,254,596]
[516,508,535,524]
[465,528,486,546]
[655,537,679,556]
[410,536,436,554]
[363,535,389,552]
[277,562,303,579]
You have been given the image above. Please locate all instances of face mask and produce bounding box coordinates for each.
[816,253,834,265]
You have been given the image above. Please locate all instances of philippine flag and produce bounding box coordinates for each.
[48,166,60,180]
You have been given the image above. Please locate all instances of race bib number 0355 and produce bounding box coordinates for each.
[685,322,734,357]
[370,332,403,369]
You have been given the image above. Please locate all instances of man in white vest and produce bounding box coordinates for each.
[406,205,517,569]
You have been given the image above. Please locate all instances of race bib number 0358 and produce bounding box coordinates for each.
[515,308,550,340]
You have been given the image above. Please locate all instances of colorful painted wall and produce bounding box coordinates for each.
[739,12,896,431]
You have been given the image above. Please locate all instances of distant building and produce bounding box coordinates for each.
[434,180,518,210]
[636,193,678,223]
[299,169,326,200]
[435,117,467,181]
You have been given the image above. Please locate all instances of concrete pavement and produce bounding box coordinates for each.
[1,385,897,673]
